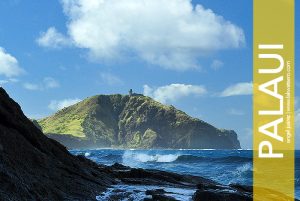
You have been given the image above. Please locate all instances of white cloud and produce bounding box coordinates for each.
[143,85,153,97]
[23,77,60,91]
[48,98,82,111]
[227,108,245,116]
[36,27,70,48]
[9,78,19,83]
[0,80,9,85]
[39,0,245,70]
[100,72,123,85]
[0,47,24,77]
[144,83,206,104]
[0,78,19,86]
[43,77,60,88]
[210,59,224,70]
[220,82,252,97]
[23,83,41,91]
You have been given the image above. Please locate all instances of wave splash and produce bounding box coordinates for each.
[223,163,253,185]
[122,151,180,165]
[233,163,253,178]
[121,151,253,166]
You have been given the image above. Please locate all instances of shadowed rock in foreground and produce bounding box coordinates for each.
[0,87,116,200]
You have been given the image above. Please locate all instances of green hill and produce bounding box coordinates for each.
[38,94,241,149]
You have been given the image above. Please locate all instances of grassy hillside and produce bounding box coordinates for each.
[37,94,241,149]
[39,96,99,138]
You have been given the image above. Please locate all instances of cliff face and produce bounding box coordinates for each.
[0,88,114,200]
[38,94,241,149]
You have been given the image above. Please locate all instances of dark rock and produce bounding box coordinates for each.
[193,184,252,201]
[229,184,253,193]
[0,87,115,201]
[30,119,42,131]
[145,189,166,195]
[145,189,179,201]
[110,164,217,188]
[111,162,131,170]
[150,194,179,201]
[192,183,299,201]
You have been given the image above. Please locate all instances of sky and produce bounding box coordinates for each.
[0,0,298,149]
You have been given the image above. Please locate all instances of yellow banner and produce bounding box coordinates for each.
[253,0,295,200]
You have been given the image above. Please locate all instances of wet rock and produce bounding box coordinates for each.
[145,189,166,195]
[110,163,217,189]
[145,189,179,201]
[111,162,131,170]
[192,183,299,201]
[147,194,179,201]
[193,183,252,201]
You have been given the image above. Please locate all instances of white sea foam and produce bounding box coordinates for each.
[122,150,180,166]
[96,185,151,201]
[223,163,253,185]
[84,152,91,157]
[96,185,195,201]
[236,163,252,174]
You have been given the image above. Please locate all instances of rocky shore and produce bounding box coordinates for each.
[99,162,254,201]
[0,87,297,201]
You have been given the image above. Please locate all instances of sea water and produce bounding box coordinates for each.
[70,149,300,200]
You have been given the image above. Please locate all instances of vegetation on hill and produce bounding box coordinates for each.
[38,94,241,149]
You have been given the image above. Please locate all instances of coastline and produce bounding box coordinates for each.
[0,87,298,200]
[72,148,300,200]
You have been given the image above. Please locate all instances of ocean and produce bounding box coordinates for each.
[70,149,300,200]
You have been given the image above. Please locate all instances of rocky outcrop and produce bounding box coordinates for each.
[0,87,115,200]
[192,183,252,201]
[101,163,299,201]
[38,94,241,149]
[192,183,299,201]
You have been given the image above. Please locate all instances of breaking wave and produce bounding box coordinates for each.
[121,151,252,165]
[122,151,180,163]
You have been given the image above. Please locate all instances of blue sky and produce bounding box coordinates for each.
[0,0,298,149]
